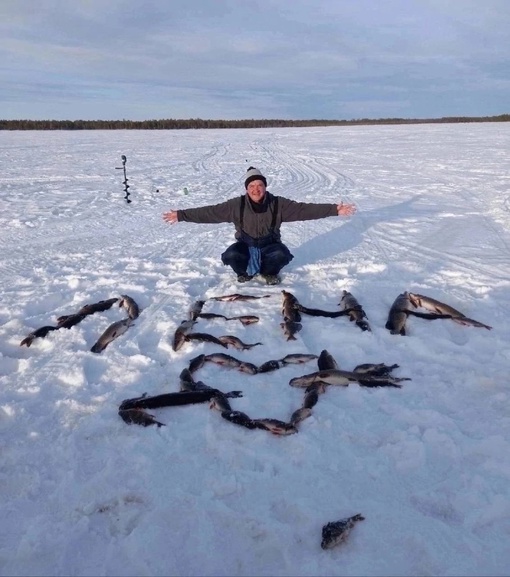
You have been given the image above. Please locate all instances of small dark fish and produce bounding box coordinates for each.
[118,408,165,428]
[280,353,319,365]
[188,299,206,320]
[185,332,228,348]
[119,294,140,319]
[90,318,132,353]
[321,514,365,550]
[409,292,492,330]
[179,368,197,391]
[290,407,312,426]
[280,321,302,341]
[317,350,339,371]
[340,290,371,332]
[188,353,207,373]
[353,363,399,376]
[221,410,258,429]
[253,418,298,436]
[172,319,197,351]
[228,315,260,325]
[210,293,271,302]
[204,352,243,368]
[196,313,230,321]
[281,290,301,322]
[289,369,354,388]
[57,313,87,329]
[20,325,59,347]
[238,361,259,375]
[303,387,321,409]
[209,394,232,412]
[257,360,283,373]
[217,335,262,350]
[77,297,119,316]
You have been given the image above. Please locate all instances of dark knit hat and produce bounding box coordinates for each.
[245,166,267,189]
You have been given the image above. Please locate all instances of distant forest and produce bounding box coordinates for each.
[0,115,509,130]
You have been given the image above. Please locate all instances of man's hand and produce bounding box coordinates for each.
[163,210,178,224]
[337,202,356,216]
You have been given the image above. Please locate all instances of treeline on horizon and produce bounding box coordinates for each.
[0,115,509,130]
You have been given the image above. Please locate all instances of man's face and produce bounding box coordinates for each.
[246,179,266,204]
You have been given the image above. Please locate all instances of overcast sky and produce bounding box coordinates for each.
[1,0,509,121]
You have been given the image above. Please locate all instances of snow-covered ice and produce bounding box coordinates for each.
[1,123,509,576]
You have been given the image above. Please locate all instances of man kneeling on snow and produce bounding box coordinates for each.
[163,167,356,285]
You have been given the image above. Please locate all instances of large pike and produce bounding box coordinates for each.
[385,291,452,335]
[90,318,133,353]
[339,290,371,332]
[409,292,492,330]
[119,389,243,411]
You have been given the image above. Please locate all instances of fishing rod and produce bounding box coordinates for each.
[115,154,131,204]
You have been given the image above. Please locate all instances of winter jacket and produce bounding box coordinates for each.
[177,192,338,242]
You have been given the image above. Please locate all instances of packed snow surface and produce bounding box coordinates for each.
[1,124,510,576]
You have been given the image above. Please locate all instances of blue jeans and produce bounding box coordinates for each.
[221,241,294,275]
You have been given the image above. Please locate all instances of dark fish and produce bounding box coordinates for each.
[409,292,492,330]
[253,418,298,436]
[295,304,350,318]
[119,389,243,411]
[77,297,119,316]
[385,291,451,335]
[57,313,87,329]
[217,335,262,350]
[321,514,365,550]
[353,363,399,376]
[339,290,371,332]
[188,354,206,373]
[195,313,230,321]
[204,352,243,368]
[317,350,339,371]
[280,353,319,365]
[189,299,206,320]
[221,410,258,429]
[289,369,354,388]
[172,319,197,351]
[281,290,301,322]
[20,325,58,347]
[118,294,140,319]
[209,394,232,412]
[238,361,259,375]
[185,332,228,348]
[210,293,271,302]
[179,367,197,391]
[290,407,312,426]
[90,318,132,353]
[118,408,165,428]
[227,315,260,325]
[303,385,324,409]
[280,321,302,341]
[257,360,283,373]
